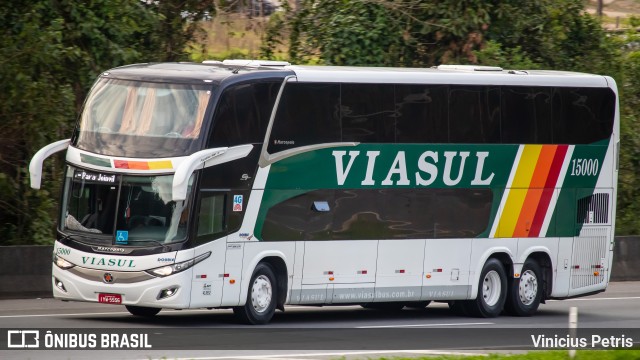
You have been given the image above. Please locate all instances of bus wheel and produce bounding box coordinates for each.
[234,263,277,325]
[125,305,161,317]
[504,259,542,316]
[466,258,507,318]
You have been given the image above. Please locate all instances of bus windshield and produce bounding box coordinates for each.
[60,166,194,246]
[75,78,213,157]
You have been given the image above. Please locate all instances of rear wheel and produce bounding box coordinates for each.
[465,258,507,318]
[233,263,277,325]
[125,305,161,317]
[504,259,543,316]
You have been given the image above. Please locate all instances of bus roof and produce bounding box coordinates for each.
[286,65,612,88]
[104,62,613,88]
[103,62,294,84]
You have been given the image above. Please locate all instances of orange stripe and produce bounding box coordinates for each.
[127,161,150,170]
[495,145,542,237]
[513,145,558,237]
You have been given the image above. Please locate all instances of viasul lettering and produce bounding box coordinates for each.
[81,257,136,268]
[332,150,495,187]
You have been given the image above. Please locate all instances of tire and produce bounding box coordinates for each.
[465,258,507,318]
[405,301,431,309]
[233,263,277,325]
[504,258,543,316]
[361,302,405,311]
[125,305,161,317]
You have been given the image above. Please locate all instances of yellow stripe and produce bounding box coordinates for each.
[495,145,542,237]
[147,160,173,170]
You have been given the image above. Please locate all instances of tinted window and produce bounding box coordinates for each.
[552,87,615,144]
[501,87,553,144]
[209,81,280,147]
[341,84,395,143]
[268,83,341,153]
[395,85,448,143]
[449,86,501,143]
[197,192,225,239]
[194,190,250,245]
[261,188,493,241]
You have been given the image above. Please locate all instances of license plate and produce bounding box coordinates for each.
[98,293,122,304]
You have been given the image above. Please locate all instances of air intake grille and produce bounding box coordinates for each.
[577,193,609,224]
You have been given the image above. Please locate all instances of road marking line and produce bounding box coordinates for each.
[357,322,494,328]
[0,309,218,318]
[548,296,640,302]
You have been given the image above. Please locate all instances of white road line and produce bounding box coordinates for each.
[0,309,216,318]
[0,305,365,319]
[357,322,494,329]
[548,296,640,302]
[162,350,488,360]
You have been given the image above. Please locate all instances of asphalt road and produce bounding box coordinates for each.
[1,281,640,359]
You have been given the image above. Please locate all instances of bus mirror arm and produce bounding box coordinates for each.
[29,139,71,189]
[172,144,254,201]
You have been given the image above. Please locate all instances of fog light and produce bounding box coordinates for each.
[54,277,67,292]
[158,286,179,300]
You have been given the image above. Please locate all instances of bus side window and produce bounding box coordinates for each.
[395,84,448,143]
[195,192,226,244]
[269,83,341,154]
[501,87,552,144]
[449,86,501,144]
[552,87,615,144]
[209,82,280,147]
[340,84,395,143]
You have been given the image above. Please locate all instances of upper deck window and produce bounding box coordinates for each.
[75,78,213,157]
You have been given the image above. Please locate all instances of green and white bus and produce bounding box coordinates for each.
[30,61,619,324]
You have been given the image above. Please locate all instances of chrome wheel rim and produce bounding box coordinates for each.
[251,275,272,313]
[482,270,501,307]
[518,270,538,306]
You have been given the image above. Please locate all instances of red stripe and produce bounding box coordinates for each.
[528,145,568,236]
[113,160,129,169]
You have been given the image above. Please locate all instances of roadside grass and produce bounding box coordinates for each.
[376,350,640,360]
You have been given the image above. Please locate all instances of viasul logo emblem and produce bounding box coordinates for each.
[103,273,114,284]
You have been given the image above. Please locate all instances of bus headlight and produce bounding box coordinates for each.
[54,254,75,270]
[146,252,211,277]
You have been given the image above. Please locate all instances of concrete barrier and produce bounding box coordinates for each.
[611,236,640,281]
[1,237,639,299]
[0,245,53,299]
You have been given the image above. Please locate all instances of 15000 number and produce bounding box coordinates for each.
[570,158,599,176]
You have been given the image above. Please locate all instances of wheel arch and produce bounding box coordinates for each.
[240,251,289,310]
[521,251,554,301]
[470,248,514,299]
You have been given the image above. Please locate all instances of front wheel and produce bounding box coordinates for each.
[504,259,543,316]
[233,263,277,325]
[125,305,161,317]
[465,258,507,318]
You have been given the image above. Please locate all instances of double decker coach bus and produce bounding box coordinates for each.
[30,61,619,324]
